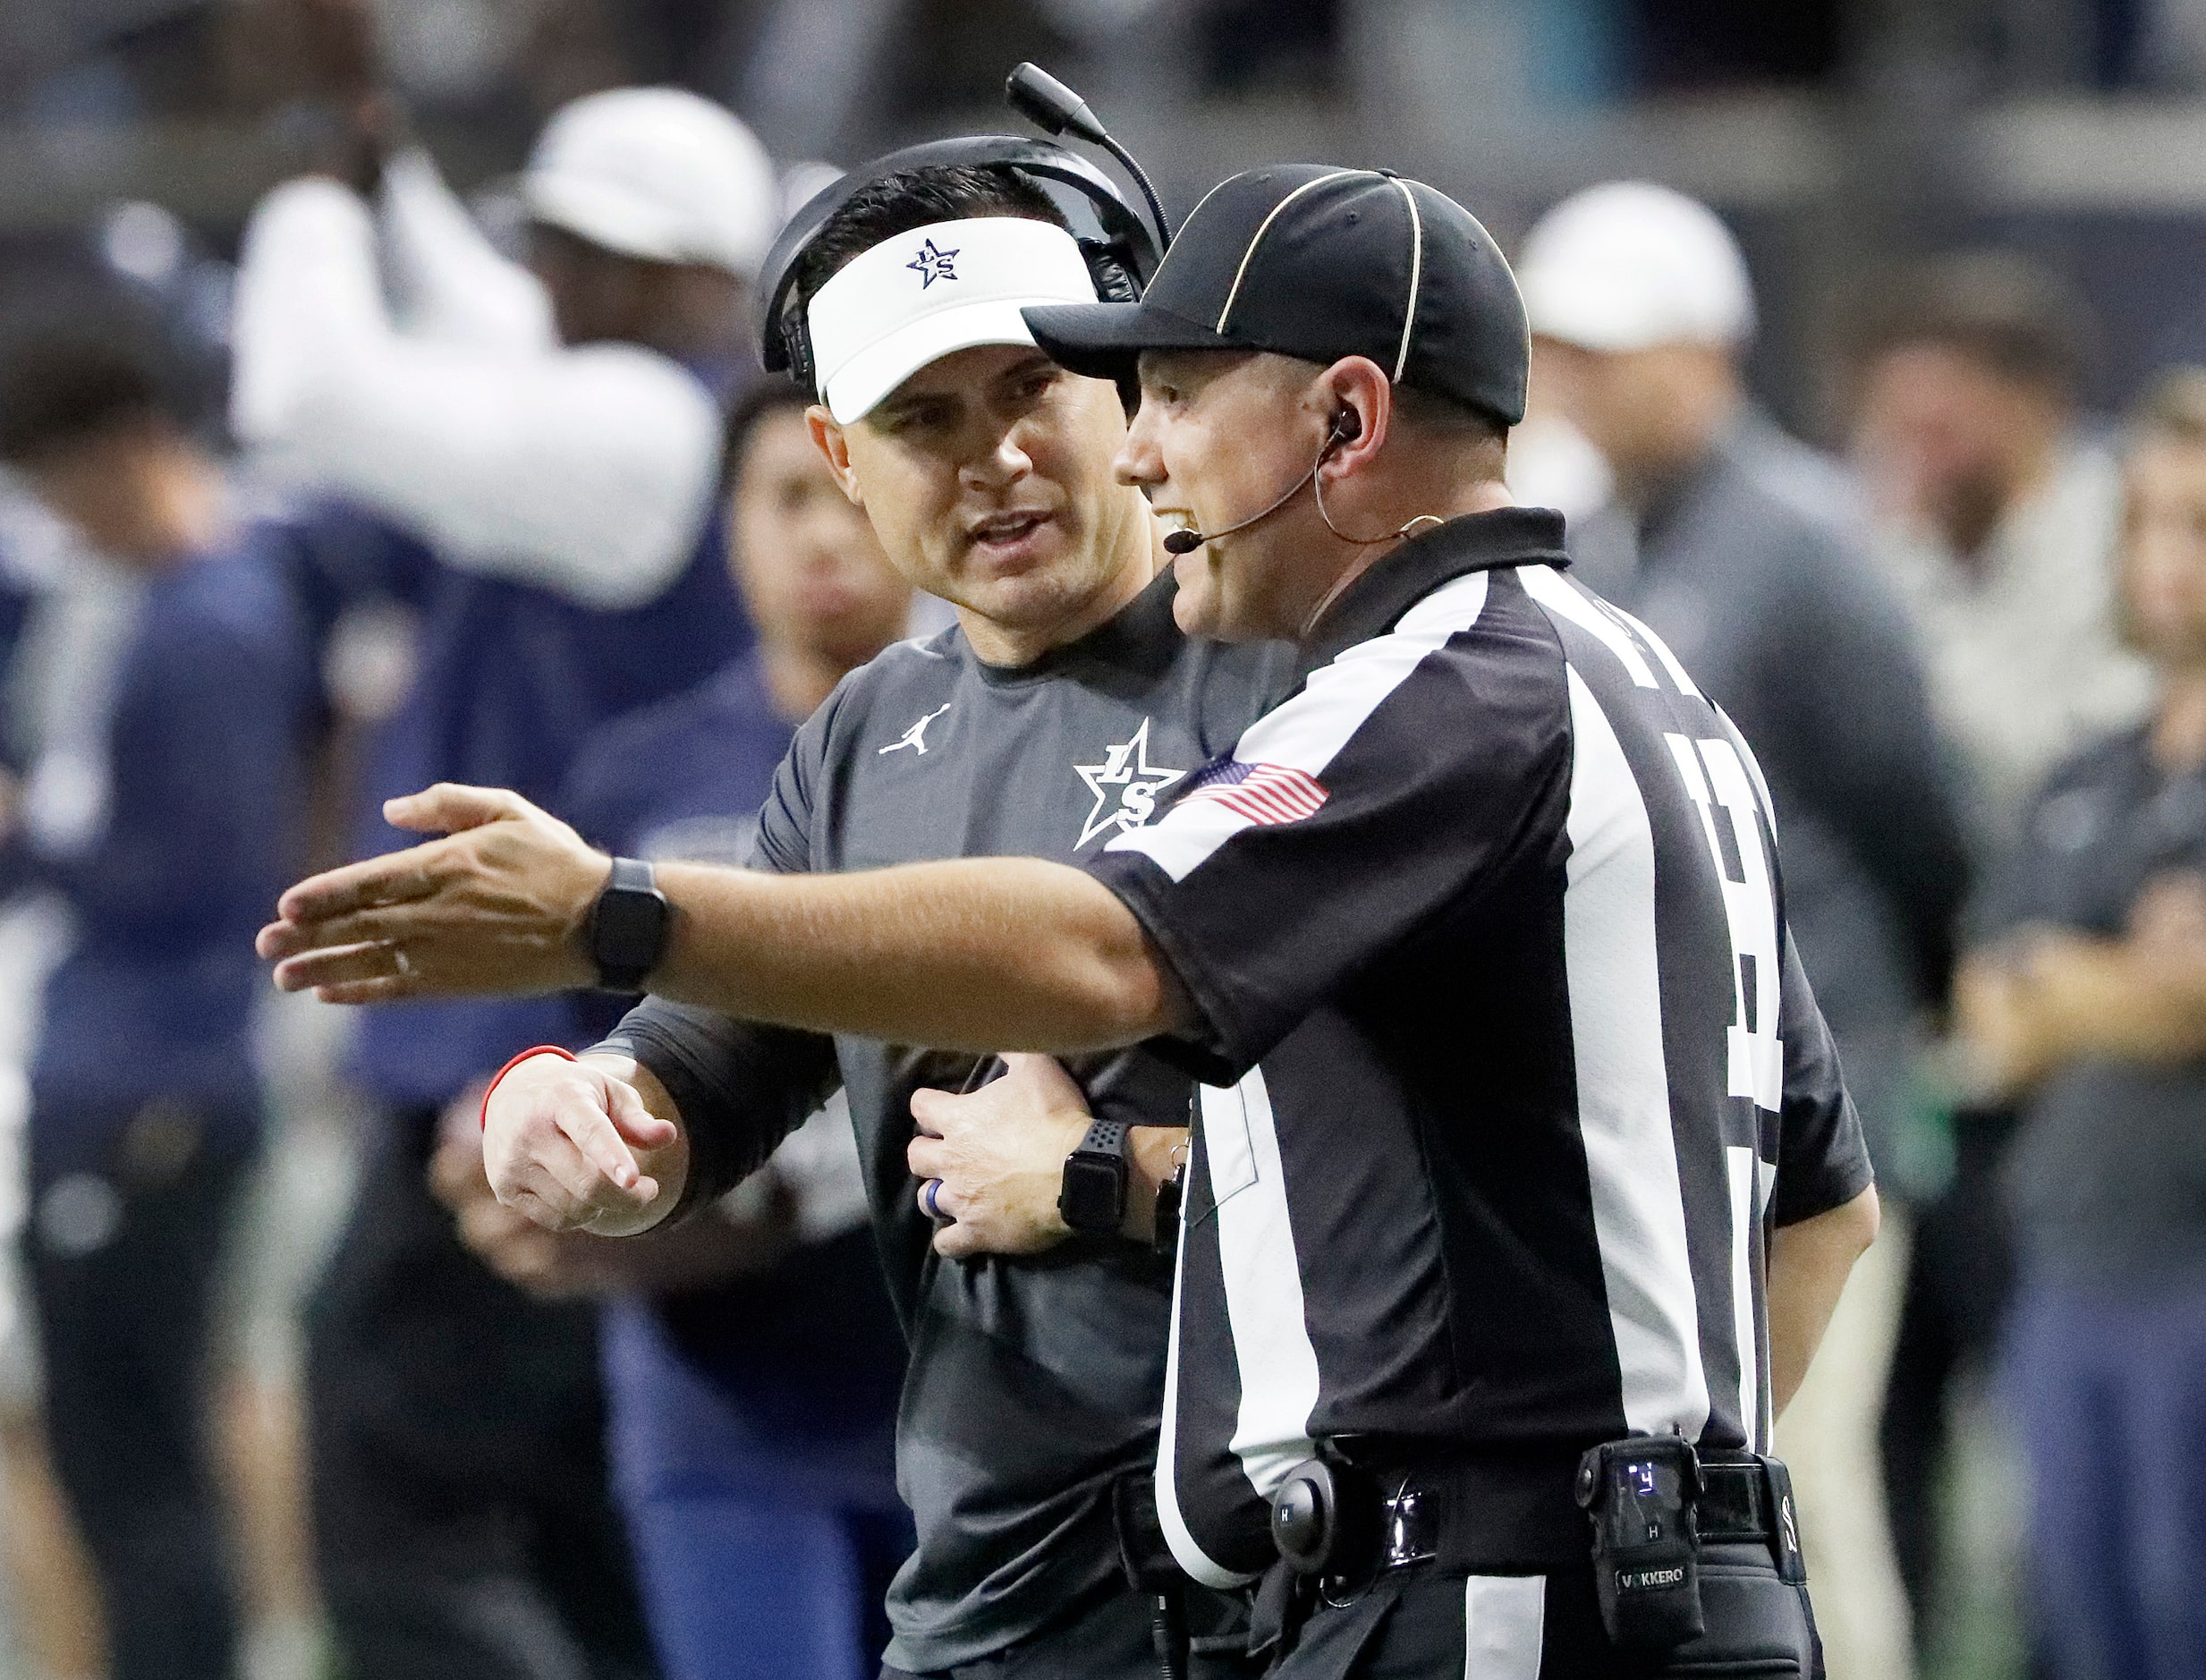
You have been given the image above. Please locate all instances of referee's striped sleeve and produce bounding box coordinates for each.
[1092,570,1569,1080]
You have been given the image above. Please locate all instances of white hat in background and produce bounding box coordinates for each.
[522,88,778,282]
[1515,182,1756,353]
[805,217,1099,424]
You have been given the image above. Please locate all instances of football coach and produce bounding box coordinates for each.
[264,165,1880,1678]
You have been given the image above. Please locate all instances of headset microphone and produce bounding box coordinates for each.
[1160,412,1360,556]
[1005,62,1174,255]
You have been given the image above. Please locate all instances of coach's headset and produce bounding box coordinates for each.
[757,64,1171,398]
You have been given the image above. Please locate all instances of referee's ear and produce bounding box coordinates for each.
[1312,355,1393,479]
[808,405,864,508]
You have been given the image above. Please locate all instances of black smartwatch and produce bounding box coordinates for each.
[590,856,669,992]
[1057,1117,1132,1235]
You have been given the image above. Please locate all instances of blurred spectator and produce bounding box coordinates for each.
[1522,181,1968,1179]
[226,13,773,1670]
[1956,366,2206,1680]
[1845,250,2152,1668]
[1519,180,1964,1680]
[442,379,917,1680]
[0,286,314,1680]
[1848,250,2151,849]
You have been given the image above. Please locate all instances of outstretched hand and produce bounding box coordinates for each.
[257,783,610,1004]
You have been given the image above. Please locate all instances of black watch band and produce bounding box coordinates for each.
[590,856,669,993]
[1057,1116,1132,1235]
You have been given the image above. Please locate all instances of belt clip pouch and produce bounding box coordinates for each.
[1269,1455,1382,1578]
[1758,1455,1808,1585]
[1575,1436,1707,1650]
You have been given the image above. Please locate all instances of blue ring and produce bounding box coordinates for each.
[923,1178,945,1219]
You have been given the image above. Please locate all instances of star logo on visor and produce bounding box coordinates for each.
[907,239,960,288]
[1074,718,1186,848]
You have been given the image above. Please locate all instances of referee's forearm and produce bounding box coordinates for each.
[648,858,1183,1055]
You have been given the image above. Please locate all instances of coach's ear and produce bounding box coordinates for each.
[808,405,864,508]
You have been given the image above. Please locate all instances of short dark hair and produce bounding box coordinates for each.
[1392,380,1510,450]
[722,375,813,488]
[0,290,185,463]
[1847,250,2090,402]
[790,165,1067,310]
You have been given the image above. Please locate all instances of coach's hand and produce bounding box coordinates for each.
[480,1051,686,1238]
[907,1054,1091,1260]
[258,783,609,1003]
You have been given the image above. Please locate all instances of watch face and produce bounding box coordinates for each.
[595,882,669,983]
[1059,1155,1126,1234]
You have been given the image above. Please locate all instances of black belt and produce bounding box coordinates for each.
[1253,1444,1806,1660]
[1272,1445,1801,1577]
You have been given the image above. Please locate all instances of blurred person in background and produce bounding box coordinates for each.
[1519,182,1967,1211]
[1955,366,2206,1680]
[226,7,773,1670]
[1849,251,2151,850]
[1845,252,2153,1667]
[0,290,314,1680]
[1517,180,1967,1677]
[437,378,916,1680]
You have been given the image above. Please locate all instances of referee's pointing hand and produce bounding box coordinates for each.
[257,783,610,1003]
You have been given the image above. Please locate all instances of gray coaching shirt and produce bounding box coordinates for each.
[600,572,1291,1670]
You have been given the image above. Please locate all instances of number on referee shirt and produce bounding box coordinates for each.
[1665,734,1784,1113]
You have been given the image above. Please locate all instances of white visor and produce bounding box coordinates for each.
[808,217,1099,423]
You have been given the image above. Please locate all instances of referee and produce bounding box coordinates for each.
[265,165,1880,1677]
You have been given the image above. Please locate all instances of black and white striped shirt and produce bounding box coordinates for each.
[1088,507,1872,1586]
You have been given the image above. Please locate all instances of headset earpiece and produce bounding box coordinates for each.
[1080,239,1141,306]
[1330,410,1362,445]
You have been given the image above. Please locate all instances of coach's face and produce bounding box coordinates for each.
[810,344,1149,649]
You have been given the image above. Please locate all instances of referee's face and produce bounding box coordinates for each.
[1124,349,1331,641]
[812,345,1156,658]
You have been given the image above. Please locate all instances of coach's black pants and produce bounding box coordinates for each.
[25,1096,259,1680]
[881,1575,1263,1680]
[1268,1545,1820,1678]
[306,1107,657,1680]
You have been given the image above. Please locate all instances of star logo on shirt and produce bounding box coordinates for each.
[907,239,960,288]
[1074,718,1186,848]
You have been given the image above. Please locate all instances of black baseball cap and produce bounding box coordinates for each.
[1022,164,1529,428]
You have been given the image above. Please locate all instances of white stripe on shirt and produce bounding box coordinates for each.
[1107,569,1492,882]
[1519,563,1659,690]
[1561,666,1712,1439]
[1167,1069,1321,1585]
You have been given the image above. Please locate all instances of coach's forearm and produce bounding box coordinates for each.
[648,858,1185,1055]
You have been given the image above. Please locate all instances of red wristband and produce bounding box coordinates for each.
[480,1045,577,1131]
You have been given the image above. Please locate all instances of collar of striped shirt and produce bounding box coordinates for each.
[1300,505,1570,675]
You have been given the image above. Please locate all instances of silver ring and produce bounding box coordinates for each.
[394,946,413,978]
[922,1178,945,1220]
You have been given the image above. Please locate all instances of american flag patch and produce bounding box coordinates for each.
[1178,759,1328,825]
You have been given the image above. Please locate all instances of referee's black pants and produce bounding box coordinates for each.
[1268,1547,1819,1678]
[306,1107,658,1680]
